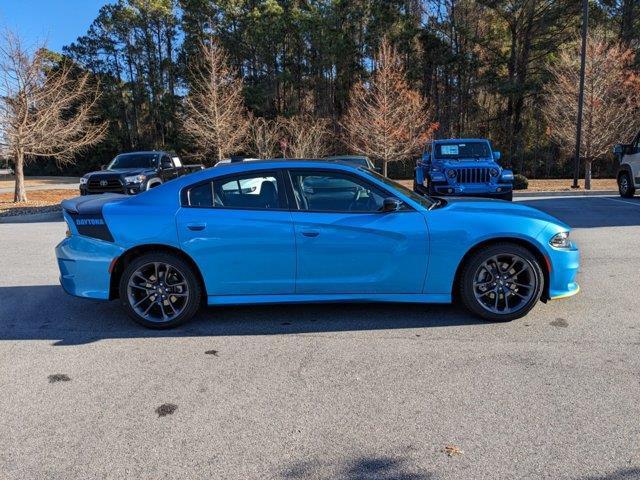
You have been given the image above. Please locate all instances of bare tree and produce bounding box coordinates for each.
[341,38,436,177]
[279,114,331,158]
[543,34,640,189]
[183,39,248,163]
[0,31,107,202]
[247,115,282,158]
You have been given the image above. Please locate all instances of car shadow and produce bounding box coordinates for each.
[0,285,486,346]
[518,196,640,228]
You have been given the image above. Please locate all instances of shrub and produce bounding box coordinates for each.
[513,174,529,190]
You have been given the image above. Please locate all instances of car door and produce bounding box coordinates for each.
[288,169,429,294]
[628,134,640,186]
[161,155,179,181]
[176,170,296,296]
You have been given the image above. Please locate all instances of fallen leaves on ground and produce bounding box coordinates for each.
[0,189,77,217]
[443,445,463,457]
[398,178,616,192]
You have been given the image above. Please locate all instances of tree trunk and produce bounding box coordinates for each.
[584,159,592,190]
[13,149,27,203]
[383,161,388,178]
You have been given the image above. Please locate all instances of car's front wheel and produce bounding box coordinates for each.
[618,172,635,198]
[119,252,202,329]
[459,243,543,322]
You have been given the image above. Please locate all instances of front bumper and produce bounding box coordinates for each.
[431,182,512,196]
[56,235,124,300]
[545,243,580,301]
[80,183,142,196]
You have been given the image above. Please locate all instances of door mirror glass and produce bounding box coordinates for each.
[382,197,403,212]
[493,151,501,161]
[100,164,107,170]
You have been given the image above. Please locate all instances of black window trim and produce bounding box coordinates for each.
[181,169,290,211]
[285,167,415,214]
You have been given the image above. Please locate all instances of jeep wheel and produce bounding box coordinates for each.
[119,252,202,329]
[459,243,543,322]
[618,172,635,198]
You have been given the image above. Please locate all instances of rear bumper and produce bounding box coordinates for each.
[55,235,124,300]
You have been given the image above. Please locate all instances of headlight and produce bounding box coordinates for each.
[79,177,88,185]
[447,169,457,179]
[124,174,146,184]
[490,168,499,177]
[549,231,570,248]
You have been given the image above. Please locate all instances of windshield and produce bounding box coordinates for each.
[361,169,437,209]
[108,153,158,170]
[434,142,490,160]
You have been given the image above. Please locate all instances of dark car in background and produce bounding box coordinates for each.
[79,151,203,195]
[324,155,381,172]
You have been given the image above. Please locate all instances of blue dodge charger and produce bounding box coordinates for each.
[56,160,579,328]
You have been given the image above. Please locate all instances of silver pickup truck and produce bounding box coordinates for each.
[614,131,640,198]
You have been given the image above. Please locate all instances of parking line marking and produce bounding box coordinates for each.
[601,197,640,208]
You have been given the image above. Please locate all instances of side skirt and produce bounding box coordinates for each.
[207,293,452,306]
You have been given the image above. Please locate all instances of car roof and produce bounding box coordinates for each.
[325,155,369,160]
[211,158,362,172]
[432,138,489,144]
[116,150,171,156]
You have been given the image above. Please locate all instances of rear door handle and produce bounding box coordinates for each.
[187,223,206,231]
[301,231,319,237]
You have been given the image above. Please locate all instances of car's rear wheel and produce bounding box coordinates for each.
[119,252,202,329]
[618,172,635,198]
[459,243,543,322]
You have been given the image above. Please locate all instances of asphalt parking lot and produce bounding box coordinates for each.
[1,195,639,480]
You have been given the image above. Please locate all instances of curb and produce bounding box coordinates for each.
[514,190,618,198]
[0,210,62,224]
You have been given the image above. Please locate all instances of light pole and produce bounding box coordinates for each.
[572,0,589,189]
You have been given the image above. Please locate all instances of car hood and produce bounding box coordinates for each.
[84,168,154,177]
[438,197,569,229]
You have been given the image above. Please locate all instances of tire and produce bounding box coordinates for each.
[618,172,635,198]
[119,251,202,329]
[498,191,513,201]
[458,243,544,322]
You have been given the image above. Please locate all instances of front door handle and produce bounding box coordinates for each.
[301,231,319,237]
[187,223,206,231]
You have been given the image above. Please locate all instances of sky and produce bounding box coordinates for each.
[0,0,109,52]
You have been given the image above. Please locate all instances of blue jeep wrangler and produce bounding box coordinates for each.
[414,138,514,201]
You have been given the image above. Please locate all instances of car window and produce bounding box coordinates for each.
[186,173,281,209]
[161,156,174,169]
[188,182,213,207]
[290,170,386,212]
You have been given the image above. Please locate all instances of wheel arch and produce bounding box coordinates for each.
[109,244,206,301]
[452,237,551,303]
[617,164,633,179]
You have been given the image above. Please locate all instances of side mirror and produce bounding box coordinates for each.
[422,152,431,162]
[493,151,501,161]
[100,165,107,170]
[382,197,403,212]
